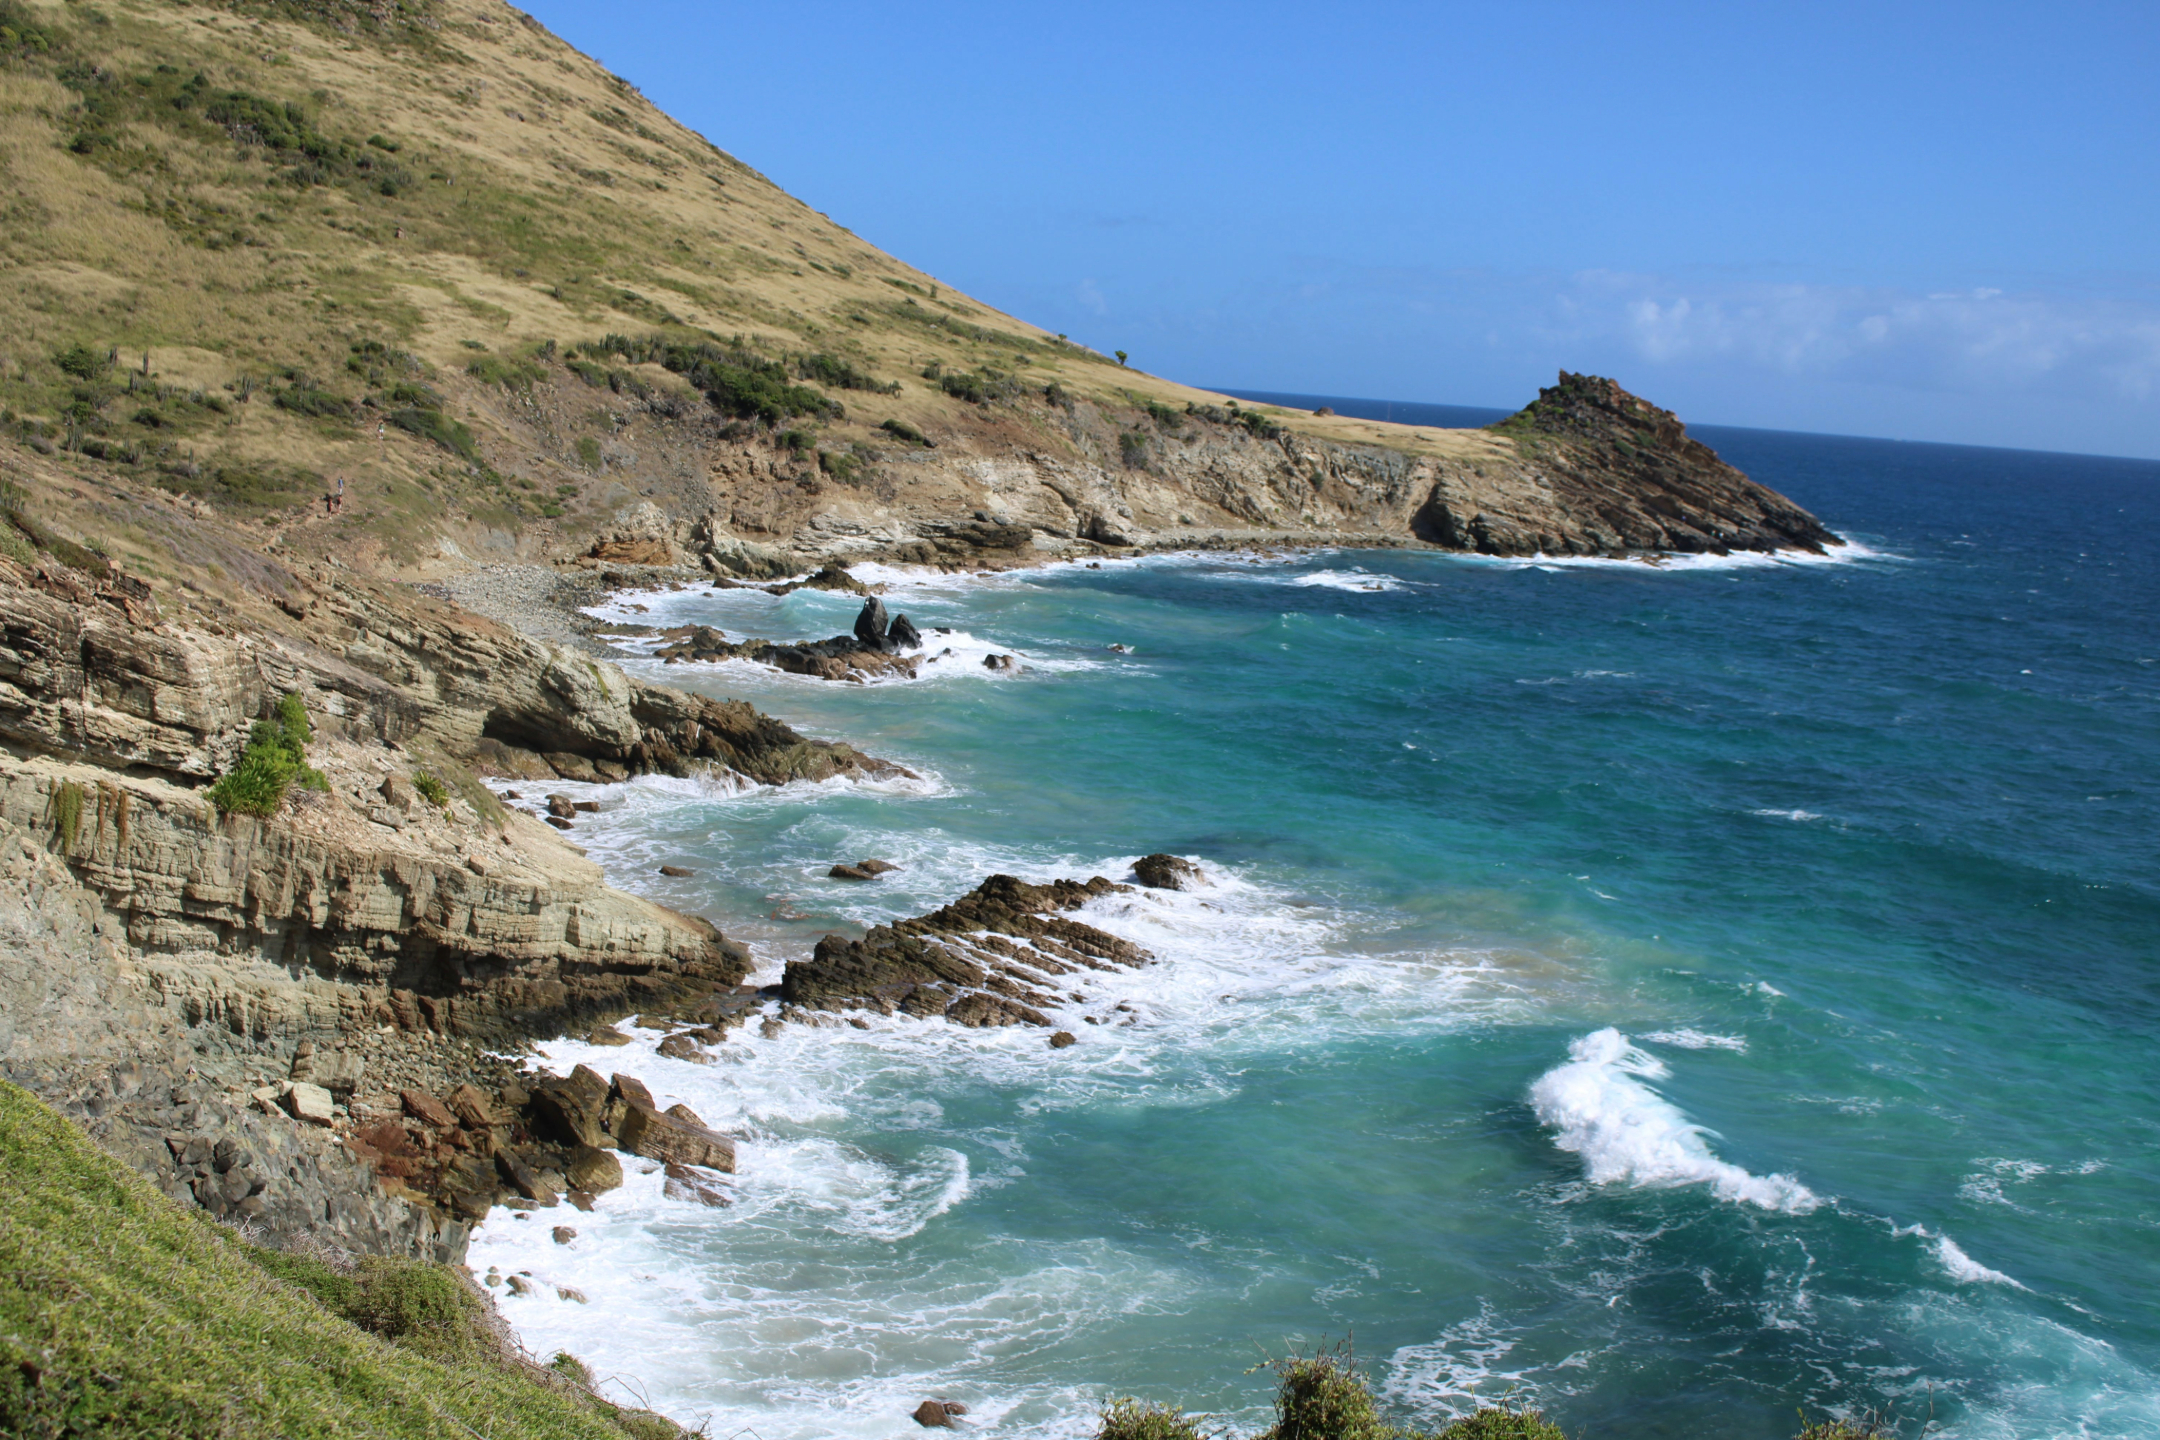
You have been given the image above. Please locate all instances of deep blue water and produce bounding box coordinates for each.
[470,417,2160,1440]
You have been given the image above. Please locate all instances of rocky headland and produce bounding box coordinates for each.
[0,0,1855,1428]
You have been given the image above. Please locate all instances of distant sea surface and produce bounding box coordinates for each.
[471,407,2160,1439]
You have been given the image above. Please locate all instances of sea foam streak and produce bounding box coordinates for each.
[1530,1028,1820,1213]
[1458,536,1903,573]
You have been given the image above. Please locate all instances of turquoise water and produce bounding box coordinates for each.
[469,428,2160,1439]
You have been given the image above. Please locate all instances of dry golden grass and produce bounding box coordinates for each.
[0,0,1497,575]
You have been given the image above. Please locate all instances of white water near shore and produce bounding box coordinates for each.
[470,498,2160,1438]
[469,855,1539,1438]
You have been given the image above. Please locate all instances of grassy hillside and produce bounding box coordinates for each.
[0,0,1482,579]
[0,1077,689,1439]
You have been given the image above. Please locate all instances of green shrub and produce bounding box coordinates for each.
[207,694,326,817]
[387,406,480,461]
[1794,1418,1885,1440]
[1256,1343,1392,1440]
[879,418,931,446]
[0,0,59,55]
[1434,1405,1566,1440]
[1142,398,1181,427]
[48,780,84,851]
[273,382,351,419]
[549,1352,594,1387]
[818,448,859,483]
[53,343,108,380]
[579,333,838,424]
[412,771,449,807]
[776,428,812,453]
[1098,1397,1215,1440]
[465,353,547,388]
[386,380,444,408]
[797,352,898,394]
[1119,430,1150,468]
[937,367,1021,405]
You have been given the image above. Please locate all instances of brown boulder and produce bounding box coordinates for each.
[662,1161,732,1207]
[947,992,1051,1028]
[656,1032,710,1063]
[1133,853,1204,891]
[446,1084,500,1129]
[400,1089,458,1128]
[565,1146,623,1194]
[615,1102,734,1171]
[496,1152,560,1206]
[529,1069,610,1148]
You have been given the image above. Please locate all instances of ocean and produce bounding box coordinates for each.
[468,411,2160,1439]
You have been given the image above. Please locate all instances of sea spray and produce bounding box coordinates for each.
[1529,1028,1821,1213]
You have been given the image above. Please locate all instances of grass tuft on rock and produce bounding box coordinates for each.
[1100,1397,1219,1440]
[208,692,329,816]
[0,1078,683,1439]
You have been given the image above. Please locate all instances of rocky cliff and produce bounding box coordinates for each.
[0,525,921,1260]
[1411,372,1843,556]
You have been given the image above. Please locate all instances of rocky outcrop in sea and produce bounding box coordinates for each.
[652,596,934,682]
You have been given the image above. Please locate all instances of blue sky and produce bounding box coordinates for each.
[519,1,2160,457]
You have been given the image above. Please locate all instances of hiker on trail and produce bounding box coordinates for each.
[334,475,345,513]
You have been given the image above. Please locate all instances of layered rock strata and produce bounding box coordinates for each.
[0,554,906,791]
[782,874,1151,1026]
[0,541,920,1259]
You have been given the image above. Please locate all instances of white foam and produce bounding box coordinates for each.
[1934,1234,2027,1289]
[1887,1223,2030,1290]
[1287,568,1407,592]
[1529,1028,1820,1213]
[1641,1028,1749,1053]
[1750,808,1824,822]
[1382,1302,1549,1415]
[467,853,1548,1435]
[1452,537,1901,573]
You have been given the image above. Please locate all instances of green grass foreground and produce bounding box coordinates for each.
[0,1080,681,1440]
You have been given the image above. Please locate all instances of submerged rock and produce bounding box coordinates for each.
[830,858,899,881]
[1133,854,1204,891]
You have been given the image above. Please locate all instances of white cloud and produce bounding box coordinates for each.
[1555,273,2160,404]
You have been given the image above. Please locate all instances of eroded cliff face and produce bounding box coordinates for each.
[0,550,903,789]
[531,374,1839,578]
[0,728,754,1260]
[0,538,910,1260]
